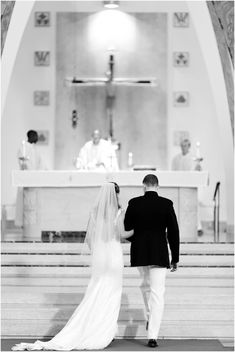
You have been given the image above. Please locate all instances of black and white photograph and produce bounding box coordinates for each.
[1,1,234,351]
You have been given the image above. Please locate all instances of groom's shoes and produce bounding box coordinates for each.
[148,339,158,348]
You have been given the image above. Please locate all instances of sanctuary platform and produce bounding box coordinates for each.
[12,170,209,241]
[1,242,234,342]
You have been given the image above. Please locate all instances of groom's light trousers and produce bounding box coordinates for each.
[138,266,167,340]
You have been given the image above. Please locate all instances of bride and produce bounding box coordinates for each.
[12,182,133,351]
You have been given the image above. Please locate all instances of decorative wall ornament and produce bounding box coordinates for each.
[173,92,189,106]
[173,131,190,146]
[35,12,50,27]
[34,51,50,66]
[173,52,189,67]
[207,1,234,135]
[34,91,50,106]
[37,130,49,145]
[71,110,79,128]
[173,12,189,27]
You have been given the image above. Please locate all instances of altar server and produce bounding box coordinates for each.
[172,138,194,171]
[17,130,44,170]
[15,130,45,227]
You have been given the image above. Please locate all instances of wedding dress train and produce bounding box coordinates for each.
[12,240,123,351]
[12,184,124,351]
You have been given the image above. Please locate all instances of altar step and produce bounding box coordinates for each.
[2,275,233,288]
[2,320,233,339]
[1,242,234,340]
[2,242,234,254]
[1,266,233,278]
[2,288,233,305]
[2,303,233,321]
[2,254,233,266]
[2,284,233,294]
[2,242,234,267]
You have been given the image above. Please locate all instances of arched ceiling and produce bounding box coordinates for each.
[1,1,15,55]
[207,1,234,137]
[208,1,234,64]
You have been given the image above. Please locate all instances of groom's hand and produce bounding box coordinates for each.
[170,262,177,272]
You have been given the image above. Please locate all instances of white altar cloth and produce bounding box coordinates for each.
[12,170,209,188]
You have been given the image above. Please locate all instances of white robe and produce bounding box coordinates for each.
[17,142,45,170]
[15,142,46,227]
[171,152,194,171]
[79,139,119,171]
[12,206,124,351]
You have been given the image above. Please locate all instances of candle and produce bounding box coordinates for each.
[22,140,26,158]
[128,152,133,167]
[196,141,201,158]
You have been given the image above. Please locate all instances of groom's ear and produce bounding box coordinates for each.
[143,184,146,193]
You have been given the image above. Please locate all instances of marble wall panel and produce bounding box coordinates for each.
[178,188,197,241]
[55,12,167,170]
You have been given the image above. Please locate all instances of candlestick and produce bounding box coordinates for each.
[196,141,201,158]
[128,152,133,169]
[194,141,203,171]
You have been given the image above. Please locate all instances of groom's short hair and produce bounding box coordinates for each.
[143,174,159,187]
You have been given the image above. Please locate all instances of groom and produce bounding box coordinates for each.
[124,174,180,348]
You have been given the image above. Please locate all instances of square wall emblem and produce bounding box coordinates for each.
[35,12,50,27]
[173,12,189,27]
[34,91,50,106]
[173,52,189,67]
[173,92,189,106]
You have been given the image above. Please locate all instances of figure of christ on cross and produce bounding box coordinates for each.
[66,54,158,141]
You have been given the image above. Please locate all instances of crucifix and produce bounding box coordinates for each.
[66,54,158,141]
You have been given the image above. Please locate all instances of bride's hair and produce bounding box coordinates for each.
[109,182,120,194]
[109,182,120,208]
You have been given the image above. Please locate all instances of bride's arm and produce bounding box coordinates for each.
[116,209,134,239]
[121,229,134,239]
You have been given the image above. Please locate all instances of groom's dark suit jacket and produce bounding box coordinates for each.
[124,191,180,268]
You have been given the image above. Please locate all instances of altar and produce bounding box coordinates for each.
[12,170,209,242]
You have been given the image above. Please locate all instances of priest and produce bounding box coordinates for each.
[78,130,119,171]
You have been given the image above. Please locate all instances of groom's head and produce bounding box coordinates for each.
[143,174,159,193]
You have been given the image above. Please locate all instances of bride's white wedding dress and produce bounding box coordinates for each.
[12,184,124,351]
